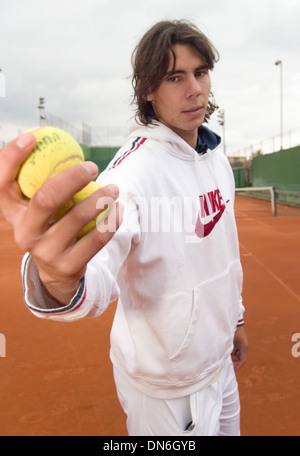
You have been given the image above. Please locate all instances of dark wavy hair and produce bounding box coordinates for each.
[131,20,219,125]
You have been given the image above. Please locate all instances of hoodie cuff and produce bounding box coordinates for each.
[21,253,86,315]
[237,297,245,326]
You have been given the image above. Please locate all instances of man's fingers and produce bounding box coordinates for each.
[68,200,124,268]
[43,183,120,249]
[0,133,36,186]
[32,198,123,294]
[14,162,99,249]
[0,133,37,226]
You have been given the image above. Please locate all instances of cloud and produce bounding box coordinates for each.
[1,0,299,154]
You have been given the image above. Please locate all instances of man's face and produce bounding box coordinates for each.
[147,44,212,148]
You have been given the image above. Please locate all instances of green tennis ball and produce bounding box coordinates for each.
[17,126,108,237]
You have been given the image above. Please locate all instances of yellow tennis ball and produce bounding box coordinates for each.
[63,180,110,238]
[17,126,84,198]
[17,126,108,237]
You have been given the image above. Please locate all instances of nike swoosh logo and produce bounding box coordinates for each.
[195,205,226,238]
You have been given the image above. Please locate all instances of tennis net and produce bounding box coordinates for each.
[235,186,277,216]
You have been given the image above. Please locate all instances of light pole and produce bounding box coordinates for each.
[275,60,283,150]
[0,68,6,97]
[217,109,226,154]
[38,97,46,126]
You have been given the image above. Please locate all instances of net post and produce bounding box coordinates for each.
[271,186,277,216]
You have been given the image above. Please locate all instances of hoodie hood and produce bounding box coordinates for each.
[197,124,221,154]
[127,118,221,161]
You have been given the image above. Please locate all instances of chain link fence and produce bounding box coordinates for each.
[231,126,300,158]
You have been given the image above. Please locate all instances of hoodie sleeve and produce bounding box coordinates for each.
[21,180,141,322]
[237,296,245,326]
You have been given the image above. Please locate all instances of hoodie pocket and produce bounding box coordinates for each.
[170,260,242,383]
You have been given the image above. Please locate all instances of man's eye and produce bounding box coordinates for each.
[168,76,179,82]
[196,70,208,78]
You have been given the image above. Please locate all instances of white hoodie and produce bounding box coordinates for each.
[22,121,245,399]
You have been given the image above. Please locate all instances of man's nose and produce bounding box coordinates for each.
[185,76,202,98]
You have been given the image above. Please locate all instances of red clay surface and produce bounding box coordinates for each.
[0,195,299,436]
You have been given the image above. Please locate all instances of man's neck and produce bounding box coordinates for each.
[170,126,199,149]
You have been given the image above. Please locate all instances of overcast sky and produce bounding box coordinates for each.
[1,0,300,155]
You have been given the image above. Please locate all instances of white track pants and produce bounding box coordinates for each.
[113,356,240,436]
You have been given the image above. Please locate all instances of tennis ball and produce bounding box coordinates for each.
[17,126,109,237]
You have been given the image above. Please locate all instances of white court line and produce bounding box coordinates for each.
[240,242,300,303]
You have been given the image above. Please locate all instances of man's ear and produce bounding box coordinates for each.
[137,79,153,102]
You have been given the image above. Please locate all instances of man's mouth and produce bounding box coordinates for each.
[183,106,204,116]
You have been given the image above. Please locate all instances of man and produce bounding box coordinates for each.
[0,20,247,435]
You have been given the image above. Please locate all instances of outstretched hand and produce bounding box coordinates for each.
[0,132,123,304]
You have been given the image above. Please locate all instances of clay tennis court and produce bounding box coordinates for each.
[0,194,299,436]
